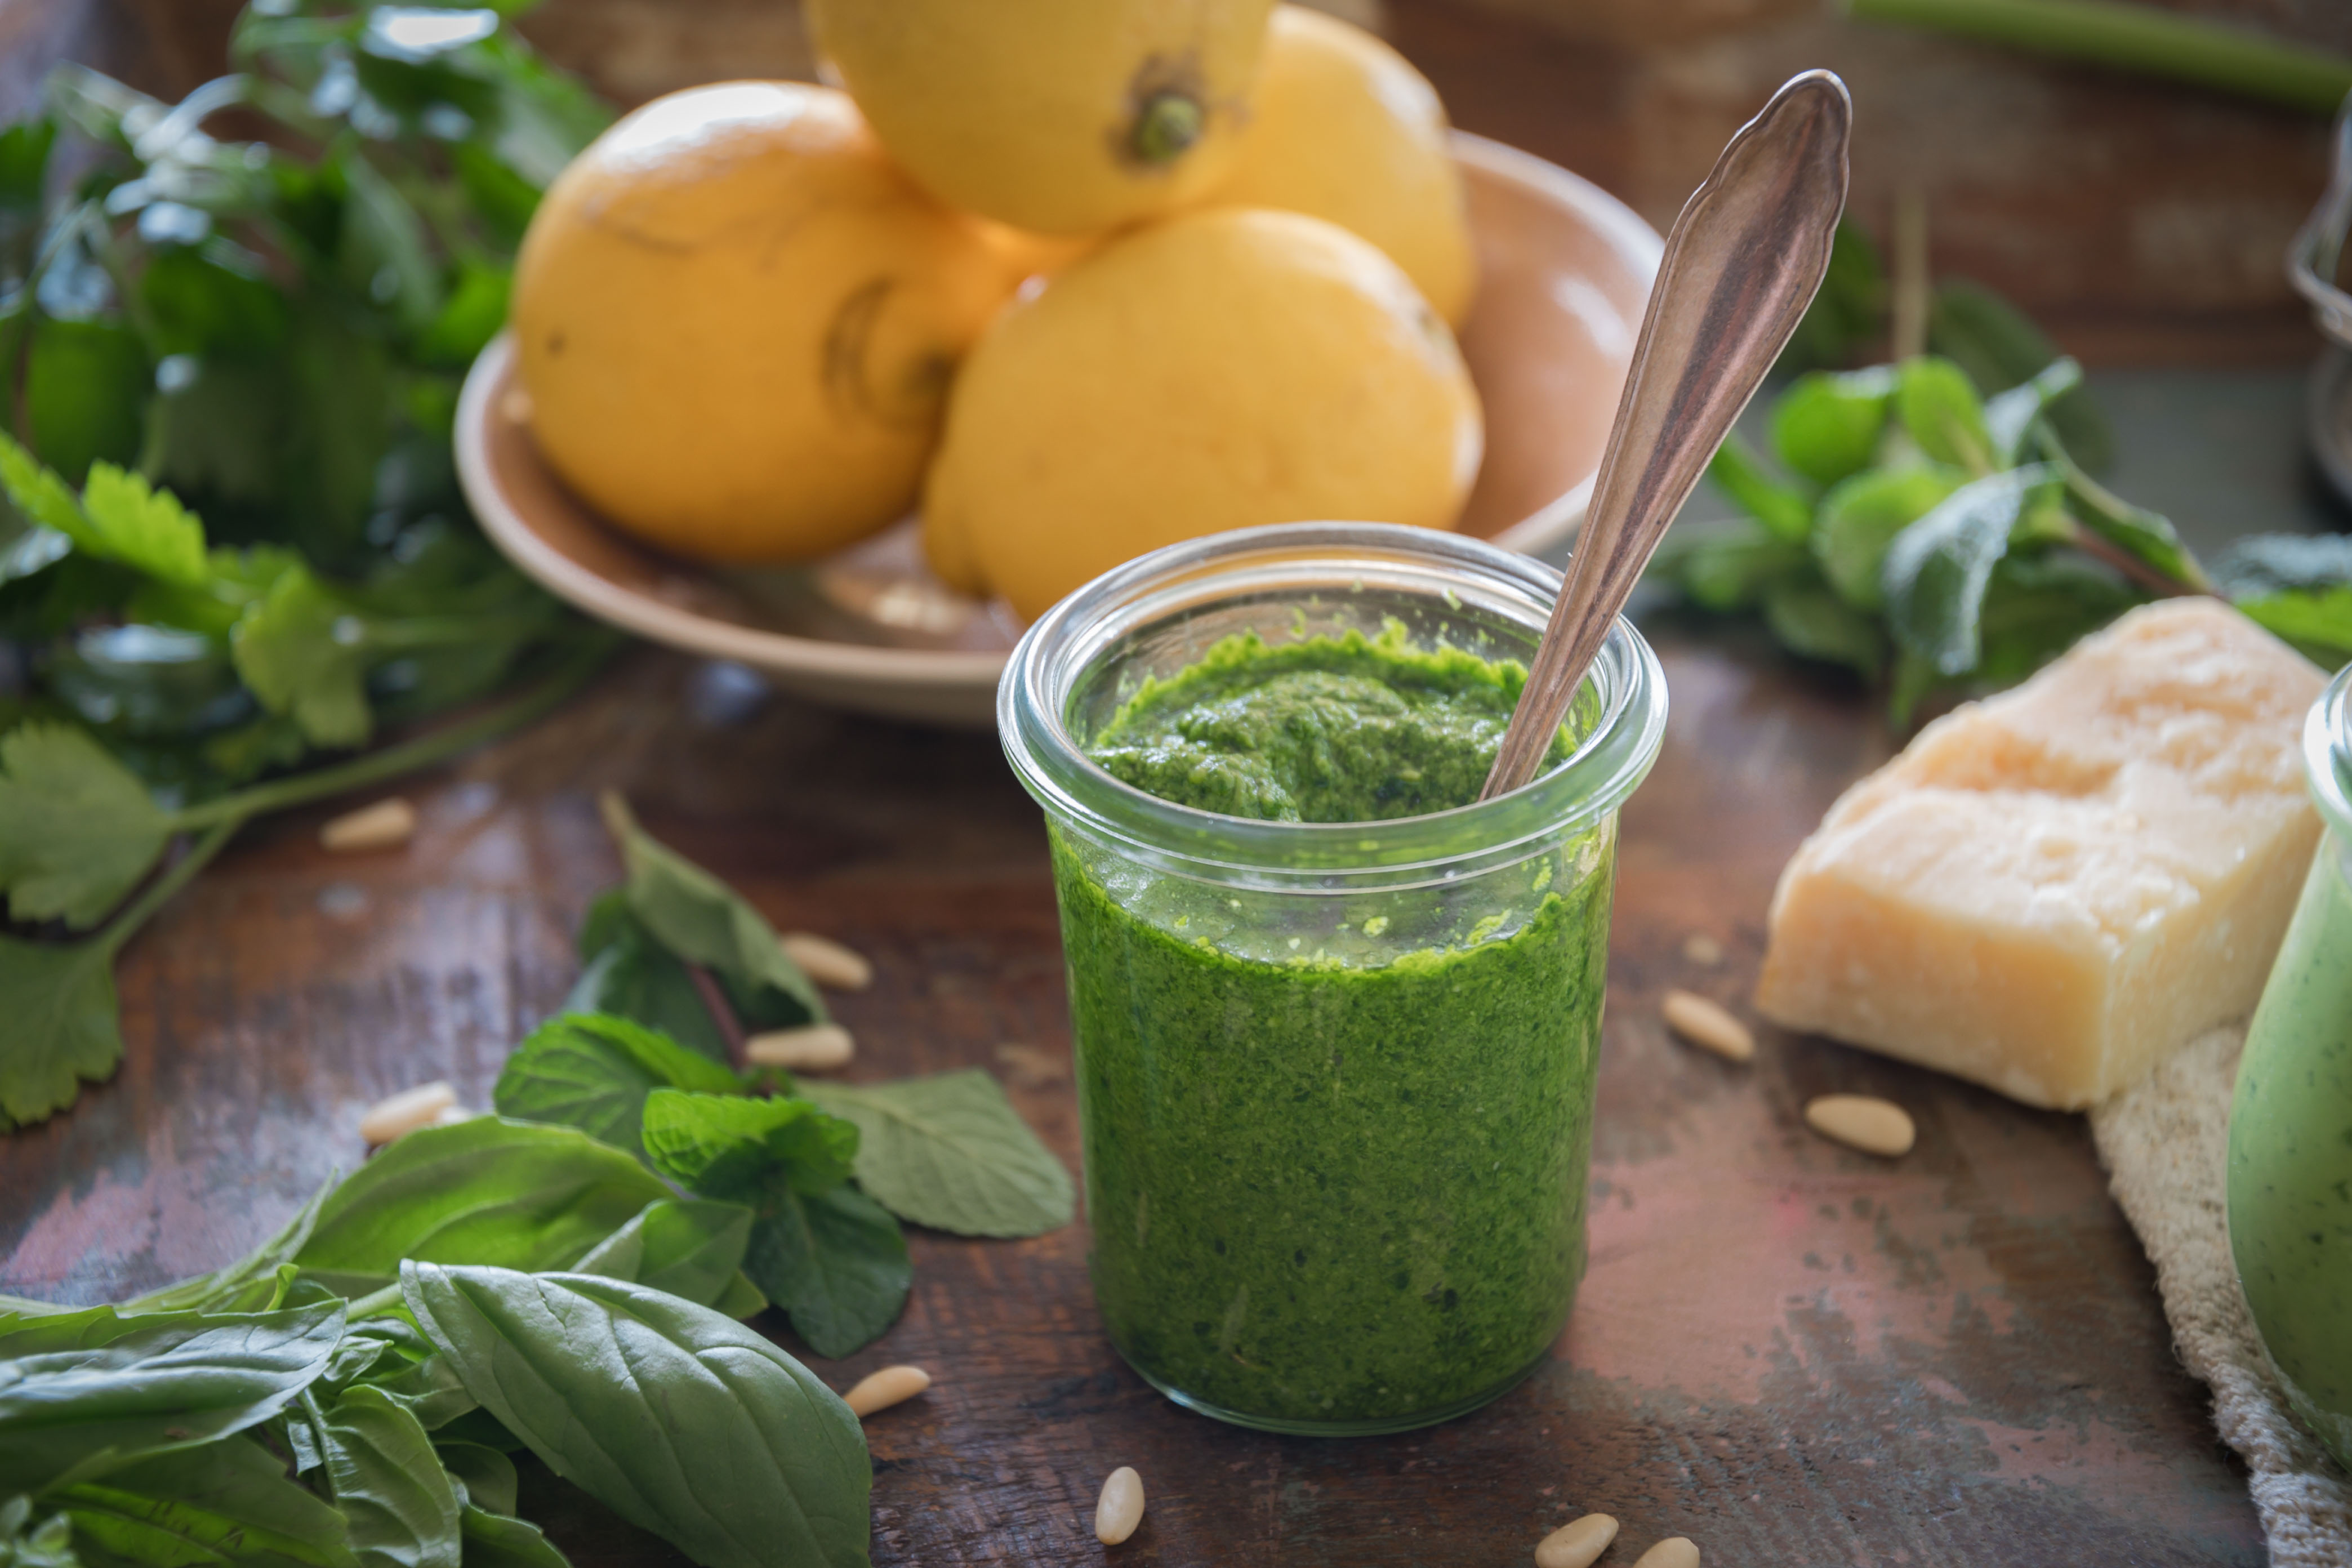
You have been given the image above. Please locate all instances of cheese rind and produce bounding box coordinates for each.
[1755,600,2326,1110]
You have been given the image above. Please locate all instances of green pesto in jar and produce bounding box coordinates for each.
[1058,628,1610,1432]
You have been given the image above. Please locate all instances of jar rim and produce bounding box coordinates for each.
[2309,658,2352,837]
[996,522,1668,890]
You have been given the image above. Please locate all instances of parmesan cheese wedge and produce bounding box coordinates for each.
[1756,600,2326,1110]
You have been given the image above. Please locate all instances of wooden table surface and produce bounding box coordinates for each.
[0,617,2265,1566]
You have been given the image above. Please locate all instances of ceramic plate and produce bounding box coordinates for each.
[457,131,1663,727]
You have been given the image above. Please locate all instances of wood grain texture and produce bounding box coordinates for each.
[0,628,2264,1565]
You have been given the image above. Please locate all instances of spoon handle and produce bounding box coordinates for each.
[1481,69,1852,800]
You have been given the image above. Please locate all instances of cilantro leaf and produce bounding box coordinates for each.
[800,1070,1074,1239]
[0,427,87,540]
[231,566,372,747]
[77,465,208,587]
[0,933,122,1127]
[0,724,174,929]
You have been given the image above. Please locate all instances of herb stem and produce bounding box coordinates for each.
[2067,522,2211,600]
[1843,0,2352,115]
[98,816,243,959]
[176,635,616,829]
[344,1283,406,1321]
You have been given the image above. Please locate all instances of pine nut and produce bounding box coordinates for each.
[359,1081,457,1146]
[994,1042,1067,1086]
[1535,1513,1619,1568]
[744,1023,855,1072]
[1682,933,1724,966]
[1632,1539,1699,1568]
[779,933,873,991]
[843,1364,930,1417]
[320,798,417,853]
[1805,1094,1916,1157]
[430,1104,477,1128]
[1661,990,1754,1063]
[1094,1467,1144,1546]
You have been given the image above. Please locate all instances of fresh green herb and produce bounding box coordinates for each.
[301,1388,460,1568]
[491,1015,745,1161]
[400,1266,872,1568]
[45,1439,354,1568]
[800,1072,1077,1240]
[1656,349,2352,723]
[569,1201,760,1317]
[0,1496,79,1568]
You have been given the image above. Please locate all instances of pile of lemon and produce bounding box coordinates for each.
[513,1,1484,621]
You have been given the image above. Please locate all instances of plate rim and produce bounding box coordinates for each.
[457,131,1664,687]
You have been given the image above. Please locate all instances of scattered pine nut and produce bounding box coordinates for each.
[1632,1539,1699,1568]
[843,1364,930,1417]
[994,1042,1067,1086]
[320,798,417,853]
[779,933,874,991]
[359,1081,457,1146]
[1661,990,1754,1063]
[1805,1094,1916,1158]
[1094,1467,1144,1546]
[745,1023,855,1072]
[1682,933,1725,966]
[1535,1513,1619,1568]
[430,1104,477,1128]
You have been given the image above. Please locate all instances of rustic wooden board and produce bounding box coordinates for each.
[0,626,2265,1565]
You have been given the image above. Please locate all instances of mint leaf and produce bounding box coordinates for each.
[492,1013,742,1160]
[640,1091,857,1201]
[77,465,207,587]
[1895,356,1994,474]
[2048,436,2205,587]
[1929,278,2114,473]
[231,567,372,747]
[308,1386,461,1568]
[0,1301,346,1495]
[52,1435,357,1568]
[1881,465,2054,676]
[1651,519,1807,612]
[1811,464,1967,610]
[1762,580,1885,679]
[801,1071,1074,1239]
[1770,364,1894,488]
[564,899,733,1064]
[1704,434,1811,542]
[1983,355,2081,467]
[0,933,122,1128]
[742,1184,910,1360]
[599,795,823,1030]
[0,724,173,929]
[401,1264,871,1568]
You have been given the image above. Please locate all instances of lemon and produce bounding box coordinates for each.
[513,82,1014,564]
[1204,6,1476,327]
[924,207,1483,621]
[805,0,1277,236]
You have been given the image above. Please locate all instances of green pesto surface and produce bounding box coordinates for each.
[1058,630,1611,1432]
[2230,839,2352,1469]
[1084,627,1563,823]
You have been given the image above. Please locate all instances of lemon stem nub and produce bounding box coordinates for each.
[1131,91,1204,164]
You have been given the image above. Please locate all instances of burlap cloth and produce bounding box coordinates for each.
[2089,1024,2352,1564]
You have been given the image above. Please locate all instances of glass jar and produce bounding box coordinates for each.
[2230,660,2352,1470]
[999,522,1667,1435]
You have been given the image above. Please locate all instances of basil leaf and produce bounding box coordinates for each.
[640,1092,857,1201]
[1811,464,1967,610]
[432,1445,515,1518]
[0,1495,77,1568]
[492,1014,741,1160]
[125,1181,335,1316]
[1769,365,1894,489]
[294,1119,670,1295]
[741,1187,910,1361]
[1894,357,1994,475]
[357,1353,476,1433]
[0,725,172,931]
[1882,466,2055,677]
[0,1302,345,1494]
[400,1264,871,1568]
[599,795,823,1030]
[1761,580,1885,679]
[800,1071,1074,1239]
[572,1200,760,1313]
[454,1508,568,1568]
[307,1387,461,1568]
[1703,434,1811,542]
[51,1436,356,1568]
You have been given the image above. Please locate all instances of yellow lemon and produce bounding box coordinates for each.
[1204,6,1476,327]
[924,208,1482,621]
[805,0,1277,237]
[513,81,1014,564]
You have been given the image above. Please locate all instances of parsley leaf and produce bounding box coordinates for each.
[0,724,175,929]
